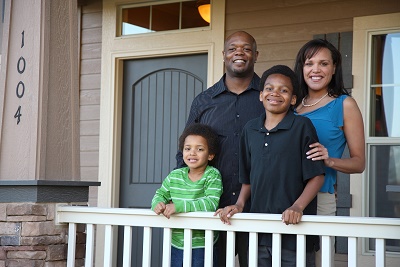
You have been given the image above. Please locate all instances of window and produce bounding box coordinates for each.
[119,1,209,36]
[368,31,400,253]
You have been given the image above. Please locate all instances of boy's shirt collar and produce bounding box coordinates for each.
[257,110,295,133]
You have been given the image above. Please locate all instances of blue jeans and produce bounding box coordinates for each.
[171,246,218,267]
[258,245,315,267]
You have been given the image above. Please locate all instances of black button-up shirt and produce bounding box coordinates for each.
[176,74,264,208]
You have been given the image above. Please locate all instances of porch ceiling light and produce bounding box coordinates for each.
[197,0,210,23]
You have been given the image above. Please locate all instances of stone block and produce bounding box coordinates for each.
[7,204,47,216]
[46,204,56,221]
[46,245,67,261]
[7,251,46,260]
[44,261,68,267]
[0,260,4,267]
[0,204,6,221]
[7,216,47,222]
[21,235,65,246]
[0,247,6,259]
[0,222,21,235]
[6,259,44,267]
[0,236,20,246]
[75,244,85,259]
[76,232,86,244]
[21,221,66,236]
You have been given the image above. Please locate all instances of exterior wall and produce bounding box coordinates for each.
[224,0,400,75]
[79,0,103,206]
[0,203,85,267]
[0,0,80,181]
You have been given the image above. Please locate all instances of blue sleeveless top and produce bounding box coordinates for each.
[295,95,348,193]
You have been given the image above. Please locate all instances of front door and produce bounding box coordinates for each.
[119,54,208,266]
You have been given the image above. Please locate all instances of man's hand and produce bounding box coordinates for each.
[214,204,242,225]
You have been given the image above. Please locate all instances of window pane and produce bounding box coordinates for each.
[370,33,400,137]
[181,1,209,29]
[152,3,180,31]
[371,33,400,85]
[120,1,209,36]
[371,85,400,137]
[368,145,400,252]
[122,6,152,35]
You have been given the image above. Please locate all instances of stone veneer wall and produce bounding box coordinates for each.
[0,203,85,267]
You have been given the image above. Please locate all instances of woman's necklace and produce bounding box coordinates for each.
[301,92,329,107]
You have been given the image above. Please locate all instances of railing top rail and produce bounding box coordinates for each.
[56,206,400,239]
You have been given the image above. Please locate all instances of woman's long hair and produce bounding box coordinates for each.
[294,39,349,107]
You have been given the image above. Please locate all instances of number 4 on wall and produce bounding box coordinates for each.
[14,106,22,125]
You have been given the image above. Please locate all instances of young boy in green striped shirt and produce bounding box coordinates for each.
[151,123,223,267]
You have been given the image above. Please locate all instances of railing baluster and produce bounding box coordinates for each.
[84,224,95,267]
[162,228,172,267]
[142,226,152,267]
[56,206,400,267]
[248,232,258,266]
[122,225,132,267]
[272,233,281,267]
[321,235,332,267]
[103,225,113,267]
[67,223,76,267]
[183,229,192,267]
[226,231,236,267]
[296,234,306,267]
[348,237,357,267]
[204,230,214,267]
[375,238,386,267]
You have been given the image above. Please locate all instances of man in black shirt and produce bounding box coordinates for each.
[176,31,264,267]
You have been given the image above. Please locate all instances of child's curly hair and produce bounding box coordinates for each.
[178,123,219,155]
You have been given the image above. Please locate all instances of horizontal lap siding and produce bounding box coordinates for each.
[225,0,400,75]
[80,0,102,206]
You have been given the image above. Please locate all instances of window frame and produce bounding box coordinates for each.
[364,28,400,255]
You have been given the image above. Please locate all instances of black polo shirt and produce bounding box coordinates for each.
[239,110,325,251]
[176,74,264,208]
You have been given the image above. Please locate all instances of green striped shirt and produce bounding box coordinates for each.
[151,165,223,249]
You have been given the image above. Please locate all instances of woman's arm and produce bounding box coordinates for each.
[307,97,365,174]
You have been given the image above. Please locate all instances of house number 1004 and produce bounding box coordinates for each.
[14,31,25,124]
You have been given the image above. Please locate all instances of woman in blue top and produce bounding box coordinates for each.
[294,39,365,266]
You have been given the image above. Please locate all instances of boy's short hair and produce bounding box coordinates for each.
[259,65,299,98]
[178,123,219,155]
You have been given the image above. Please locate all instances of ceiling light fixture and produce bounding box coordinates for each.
[197,0,210,23]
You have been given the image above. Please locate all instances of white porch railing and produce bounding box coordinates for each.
[56,206,400,267]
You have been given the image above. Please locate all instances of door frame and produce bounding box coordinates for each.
[97,1,225,265]
[98,0,226,209]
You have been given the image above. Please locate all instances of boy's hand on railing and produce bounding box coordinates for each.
[162,203,176,219]
[214,204,242,225]
[281,205,303,225]
[153,202,166,215]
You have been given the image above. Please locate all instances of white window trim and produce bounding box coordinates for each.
[353,13,400,259]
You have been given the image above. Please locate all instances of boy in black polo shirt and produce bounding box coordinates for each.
[215,65,325,267]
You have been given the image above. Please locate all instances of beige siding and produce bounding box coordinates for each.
[225,0,400,75]
[80,0,102,206]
